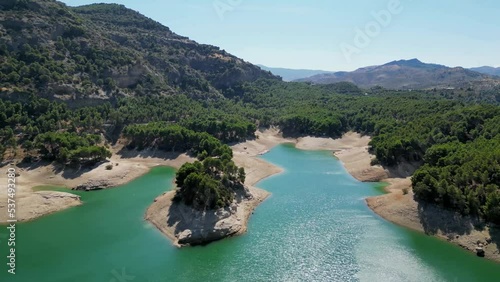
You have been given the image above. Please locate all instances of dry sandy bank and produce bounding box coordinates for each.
[330,135,500,262]
[367,178,499,261]
[0,144,194,223]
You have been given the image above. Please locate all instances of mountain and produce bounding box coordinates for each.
[470,66,500,77]
[297,59,500,90]
[257,65,333,81]
[0,0,277,102]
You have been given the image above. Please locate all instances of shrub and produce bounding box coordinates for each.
[370,158,380,166]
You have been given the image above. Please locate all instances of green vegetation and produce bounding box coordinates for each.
[1,0,499,217]
[115,96,256,142]
[0,95,111,164]
[3,81,498,215]
[34,132,110,164]
[367,104,500,166]
[123,122,233,159]
[0,0,276,99]
[174,156,245,210]
[123,121,242,211]
[413,137,500,223]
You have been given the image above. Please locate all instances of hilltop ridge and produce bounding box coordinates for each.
[297,59,500,90]
[0,0,278,101]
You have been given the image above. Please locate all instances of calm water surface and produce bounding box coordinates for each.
[1,144,499,281]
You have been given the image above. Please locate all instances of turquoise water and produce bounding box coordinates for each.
[1,144,499,281]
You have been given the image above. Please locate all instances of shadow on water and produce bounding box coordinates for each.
[417,199,500,262]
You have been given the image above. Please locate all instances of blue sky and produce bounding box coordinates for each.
[62,0,500,71]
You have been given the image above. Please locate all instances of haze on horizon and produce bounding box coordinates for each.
[62,0,500,71]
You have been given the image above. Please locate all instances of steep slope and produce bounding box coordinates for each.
[298,59,500,90]
[257,65,333,81]
[0,0,277,101]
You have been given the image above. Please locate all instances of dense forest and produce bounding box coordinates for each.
[0,0,499,216]
[412,137,500,224]
[0,95,111,164]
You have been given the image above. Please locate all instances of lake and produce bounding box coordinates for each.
[1,144,499,281]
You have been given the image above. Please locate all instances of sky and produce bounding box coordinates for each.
[61,0,500,71]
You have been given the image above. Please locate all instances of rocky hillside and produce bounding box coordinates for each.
[298,59,500,90]
[0,0,277,102]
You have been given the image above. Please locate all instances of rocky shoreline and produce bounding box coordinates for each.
[364,178,500,262]
[333,144,500,262]
[73,179,114,191]
[145,186,269,247]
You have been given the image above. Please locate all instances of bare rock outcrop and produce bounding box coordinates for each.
[174,204,243,246]
[145,186,269,247]
[73,179,113,191]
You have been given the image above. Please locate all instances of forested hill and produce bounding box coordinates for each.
[0,0,277,101]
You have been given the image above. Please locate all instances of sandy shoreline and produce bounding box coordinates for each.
[330,136,499,261]
[2,129,498,261]
[366,178,499,262]
[0,144,195,223]
[239,129,499,262]
[1,129,367,225]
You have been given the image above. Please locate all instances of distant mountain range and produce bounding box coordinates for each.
[295,59,500,90]
[470,66,500,77]
[257,65,333,82]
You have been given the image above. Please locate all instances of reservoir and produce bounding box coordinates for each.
[1,144,499,281]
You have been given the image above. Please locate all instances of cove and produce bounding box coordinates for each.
[1,144,499,282]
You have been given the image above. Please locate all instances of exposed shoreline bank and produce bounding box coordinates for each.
[233,129,499,262]
[332,138,499,262]
[1,129,363,225]
[145,128,375,246]
[144,129,395,247]
[366,178,499,262]
[2,130,498,261]
[0,145,195,223]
